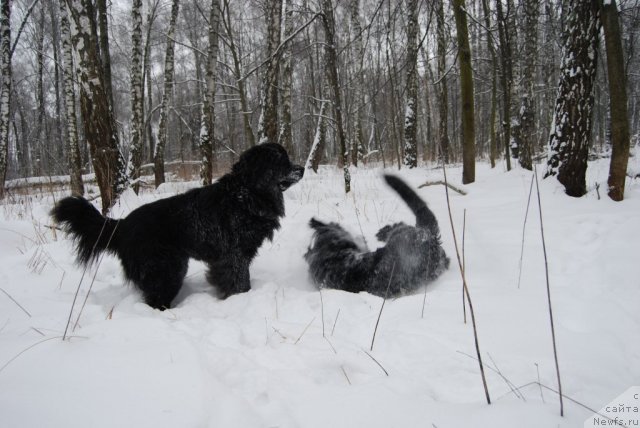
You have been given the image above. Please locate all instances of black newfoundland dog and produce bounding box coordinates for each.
[52,143,304,309]
[304,174,449,297]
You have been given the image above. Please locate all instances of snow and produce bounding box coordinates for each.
[1,160,639,428]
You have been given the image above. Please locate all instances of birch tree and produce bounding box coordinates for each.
[0,0,11,199]
[545,0,600,197]
[154,0,180,187]
[403,0,419,168]
[59,0,84,196]
[129,0,144,193]
[199,0,220,185]
[349,0,365,166]
[66,0,126,213]
[278,0,294,154]
[256,0,282,144]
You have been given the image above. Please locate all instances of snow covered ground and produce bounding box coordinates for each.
[0,159,638,428]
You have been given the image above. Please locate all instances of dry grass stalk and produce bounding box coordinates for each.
[441,161,491,405]
[533,165,563,416]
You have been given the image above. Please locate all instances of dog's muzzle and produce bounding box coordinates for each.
[279,165,305,191]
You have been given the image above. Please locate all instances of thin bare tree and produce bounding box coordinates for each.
[154,0,180,187]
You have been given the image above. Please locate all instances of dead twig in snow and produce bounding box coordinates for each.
[418,180,467,195]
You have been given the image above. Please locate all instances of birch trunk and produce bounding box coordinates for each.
[256,0,282,144]
[545,0,600,197]
[66,0,126,213]
[0,0,11,199]
[129,0,144,193]
[403,0,419,168]
[349,0,365,166]
[59,0,84,196]
[199,0,220,185]
[278,0,293,155]
[154,0,180,187]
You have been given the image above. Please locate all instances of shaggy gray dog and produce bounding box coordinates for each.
[305,175,449,297]
[51,143,303,309]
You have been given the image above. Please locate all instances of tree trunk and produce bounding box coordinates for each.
[0,0,11,199]
[199,0,220,185]
[452,0,475,184]
[349,0,365,167]
[66,0,126,213]
[278,0,294,155]
[256,0,282,144]
[59,0,84,196]
[129,0,144,194]
[154,0,180,187]
[481,0,497,168]
[545,0,600,198]
[403,0,419,168]
[222,0,254,148]
[601,0,631,201]
[321,0,350,193]
[496,0,512,171]
[436,0,450,164]
[516,0,539,170]
[96,0,114,112]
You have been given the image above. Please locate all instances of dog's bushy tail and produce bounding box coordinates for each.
[51,197,120,265]
[383,174,440,238]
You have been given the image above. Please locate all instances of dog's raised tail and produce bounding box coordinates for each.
[51,197,120,265]
[383,174,440,236]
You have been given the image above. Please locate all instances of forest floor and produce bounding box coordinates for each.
[0,157,639,428]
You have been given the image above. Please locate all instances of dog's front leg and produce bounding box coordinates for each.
[206,255,251,299]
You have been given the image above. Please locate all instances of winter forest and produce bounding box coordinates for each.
[0,0,638,204]
[1,1,640,427]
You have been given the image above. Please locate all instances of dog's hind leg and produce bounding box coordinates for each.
[123,252,188,310]
[205,255,251,299]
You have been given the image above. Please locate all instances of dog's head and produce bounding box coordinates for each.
[232,142,304,192]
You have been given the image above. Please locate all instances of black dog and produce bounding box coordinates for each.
[51,143,304,309]
[304,175,449,297]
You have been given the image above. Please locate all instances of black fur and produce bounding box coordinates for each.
[304,174,449,297]
[51,143,304,309]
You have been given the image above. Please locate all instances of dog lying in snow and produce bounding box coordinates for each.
[51,143,304,309]
[304,174,449,297]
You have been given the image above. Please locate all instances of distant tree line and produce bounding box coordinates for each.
[0,0,638,209]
